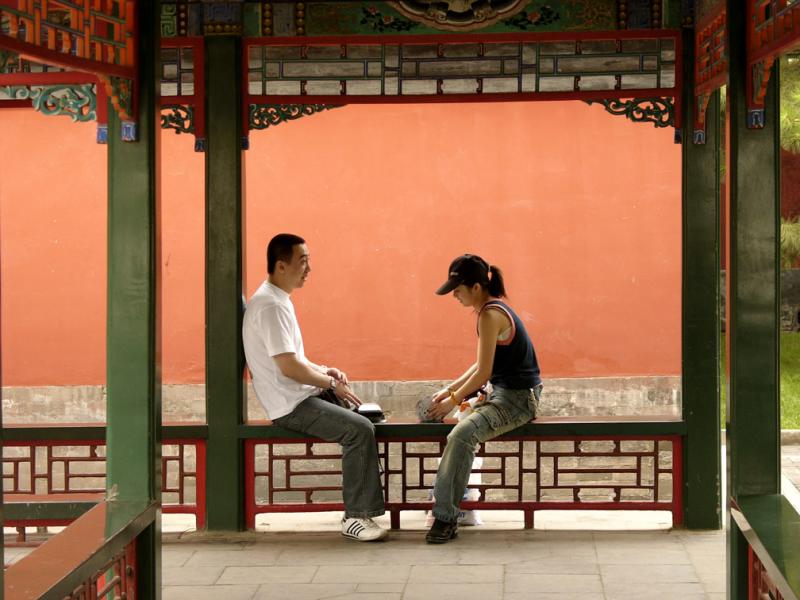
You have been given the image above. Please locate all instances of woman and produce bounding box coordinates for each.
[426,253,543,544]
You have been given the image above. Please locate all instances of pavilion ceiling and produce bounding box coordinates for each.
[2,1,798,148]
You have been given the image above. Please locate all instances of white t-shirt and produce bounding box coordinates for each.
[242,281,319,419]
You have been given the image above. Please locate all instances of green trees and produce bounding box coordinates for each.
[782,217,800,268]
[781,55,800,153]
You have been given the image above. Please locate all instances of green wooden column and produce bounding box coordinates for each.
[725,3,782,597]
[204,35,246,531]
[681,29,722,530]
[106,1,161,596]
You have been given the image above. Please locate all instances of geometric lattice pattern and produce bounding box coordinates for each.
[0,0,137,128]
[0,1,136,72]
[692,2,726,142]
[745,0,800,127]
[3,442,106,495]
[246,32,679,101]
[3,439,206,527]
[245,435,682,529]
[749,545,786,600]
[695,5,727,95]
[160,37,205,150]
[65,542,137,600]
[162,439,205,525]
[161,44,197,97]
[748,0,800,63]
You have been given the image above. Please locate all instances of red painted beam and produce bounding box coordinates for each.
[246,30,681,46]
[0,72,98,86]
[247,89,680,106]
[0,33,134,80]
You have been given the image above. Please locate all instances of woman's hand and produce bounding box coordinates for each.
[431,387,451,403]
[427,395,456,420]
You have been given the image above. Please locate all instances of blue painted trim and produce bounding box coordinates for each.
[747,108,766,129]
[97,124,109,144]
[194,137,206,152]
[241,136,249,150]
[693,129,706,144]
[674,128,682,144]
[121,120,138,142]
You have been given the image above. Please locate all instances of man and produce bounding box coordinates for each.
[242,233,387,541]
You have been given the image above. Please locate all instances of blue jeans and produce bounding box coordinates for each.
[272,395,385,518]
[432,384,542,524]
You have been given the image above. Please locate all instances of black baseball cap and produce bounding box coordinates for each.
[435,254,490,295]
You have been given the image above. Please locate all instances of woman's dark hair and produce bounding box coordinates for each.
[267,233,305,274]
[459,255,507,298]
[486,264,507,298]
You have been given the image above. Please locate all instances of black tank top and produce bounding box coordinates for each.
[479,300,541,389]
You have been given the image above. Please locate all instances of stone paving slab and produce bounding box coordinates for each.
[159,526,728,600]
[162,448,800,599]
[504,595,606,600]
[252,583,356,600]
[164,585,260,600]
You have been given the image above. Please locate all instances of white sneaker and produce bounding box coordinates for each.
[341,517,388,542]
[457,509,483,526]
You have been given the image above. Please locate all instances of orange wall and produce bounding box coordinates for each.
[1,112,107,385]
[1,101,681,386]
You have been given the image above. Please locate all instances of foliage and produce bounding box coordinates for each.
[782,217,800,269]
[717,58,800,155]
[781,331,800,428]
[720,333,800,429]
[781,55,800,154]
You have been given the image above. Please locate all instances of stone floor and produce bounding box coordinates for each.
[159,526,726,600]
[4,445,800,600]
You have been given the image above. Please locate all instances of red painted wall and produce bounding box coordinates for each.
[1,113,108,385]
[1,101,682,386]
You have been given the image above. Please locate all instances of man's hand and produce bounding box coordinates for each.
[333,379,362,407]
[327,367,348,385]
[427,395,456,420]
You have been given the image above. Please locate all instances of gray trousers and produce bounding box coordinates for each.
[432,385,542,523]
[273,395,385,518]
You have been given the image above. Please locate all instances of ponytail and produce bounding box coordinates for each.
[487,265,507,298]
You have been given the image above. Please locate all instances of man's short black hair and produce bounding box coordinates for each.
[267,233,306,274]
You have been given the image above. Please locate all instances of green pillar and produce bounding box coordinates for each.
[204,35,246,531]
[725,3,782,597]
[724,3,781,504]
[106,1,161,596]
[681,29,722,530]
